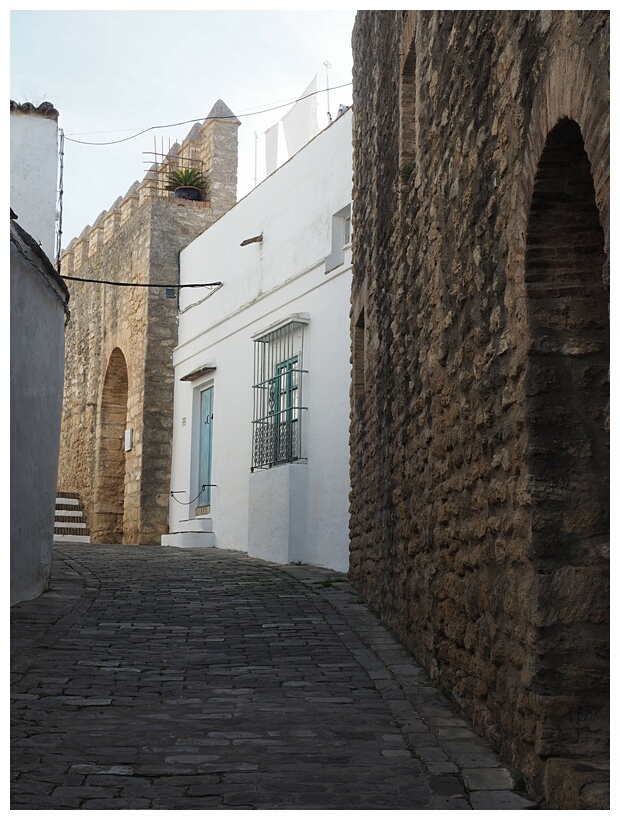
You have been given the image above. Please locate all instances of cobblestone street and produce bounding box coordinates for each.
[11,544,537,810]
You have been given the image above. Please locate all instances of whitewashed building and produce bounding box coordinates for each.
[163,108,352,572]
[10,101,59,262]
[10,101,69,604]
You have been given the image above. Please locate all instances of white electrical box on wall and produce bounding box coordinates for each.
[124,428,133,451]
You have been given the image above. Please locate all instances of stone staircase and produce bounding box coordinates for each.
[54,492,90,543]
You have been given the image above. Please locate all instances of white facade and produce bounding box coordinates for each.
[11,222,68,605]
[10,104,59,261]
[163,109,352,572]
[10,102,66,605]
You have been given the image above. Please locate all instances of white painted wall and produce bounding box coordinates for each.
[165,109,352,572]
[10,109,58,261]
[11,230,67,604]
[248,464,308,565]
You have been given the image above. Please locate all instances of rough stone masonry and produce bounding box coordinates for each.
[57,101,239,545]
[349,10,609,809]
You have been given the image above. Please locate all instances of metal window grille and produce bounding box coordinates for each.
[252,321,307,470]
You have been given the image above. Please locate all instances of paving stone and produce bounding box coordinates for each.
[10,778,55,796]
[428,774,467,797]
[85,774,152,787]
[441,741,505,768]
[426,795,472,809]
[434,725,481,740]
[462,766,515,790]
[470,790,538,809]
[11,544,536,810]
[426,761,460,775]
[415,746,450,763]
[11,792,83,809]
[81,797,152,808]
[70,763,134,775]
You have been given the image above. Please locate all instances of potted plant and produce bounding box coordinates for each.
[165,168,207,201]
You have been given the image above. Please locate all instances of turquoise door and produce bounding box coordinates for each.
[198,386,214,508]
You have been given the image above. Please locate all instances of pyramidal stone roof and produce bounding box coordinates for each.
[206,99,240,125]
[185,123,203,141]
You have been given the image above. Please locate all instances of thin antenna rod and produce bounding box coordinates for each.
[324,61,332,123]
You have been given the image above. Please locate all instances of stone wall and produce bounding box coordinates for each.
[57,102,239,545]
[349,11,609,809]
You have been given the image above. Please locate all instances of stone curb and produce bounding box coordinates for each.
[278,561,539,810]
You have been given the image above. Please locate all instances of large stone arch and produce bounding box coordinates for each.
[507,41,609,292]
[505,43,609,808]
[524,113,608,760]
[525,118,608,563]
[92,347,129,543]
[505,41,609,326]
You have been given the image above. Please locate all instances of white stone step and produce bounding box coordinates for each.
[175,518,213,534]
[161,532,216,548]
[54,493,90,543]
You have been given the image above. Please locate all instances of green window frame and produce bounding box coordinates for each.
[252,321,307,470]
[272,356,298,464]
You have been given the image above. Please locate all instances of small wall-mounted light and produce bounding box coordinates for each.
[124,428,133,451]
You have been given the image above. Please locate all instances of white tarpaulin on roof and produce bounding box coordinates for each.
[265,122,279,177]
[282,76,319,159]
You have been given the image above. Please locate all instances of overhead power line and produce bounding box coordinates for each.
[64,82,352,146]
[61,274,222,289]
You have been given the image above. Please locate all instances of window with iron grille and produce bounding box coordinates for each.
[252,320,307,470]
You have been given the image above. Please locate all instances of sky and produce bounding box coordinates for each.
[10,8,356,247]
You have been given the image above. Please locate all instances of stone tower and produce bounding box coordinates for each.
[57,100,240,545]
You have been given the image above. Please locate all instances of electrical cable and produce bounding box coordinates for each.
[11,232,71,325]
[61,274,222,289]
[64,82,352,146]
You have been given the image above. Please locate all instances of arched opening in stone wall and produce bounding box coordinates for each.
[524,117,609,758]
[399,38,417,176]
[92,348,129,544]
[353,308,366,400]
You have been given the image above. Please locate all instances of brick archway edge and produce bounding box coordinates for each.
[518,43,610,279]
